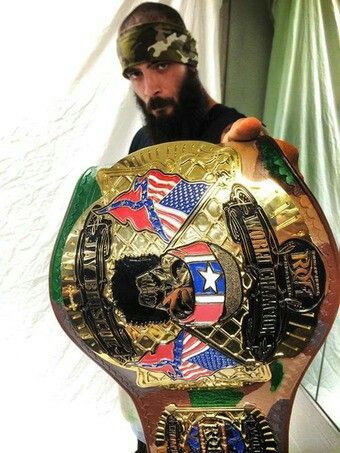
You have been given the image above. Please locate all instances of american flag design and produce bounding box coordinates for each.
[95,170,209,242]
[137,330,237,380]
[136,242,237,381]
[170,242,226,326]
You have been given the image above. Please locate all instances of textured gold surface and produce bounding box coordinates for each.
[155,404,278,452]
[61,140,324,387]
[136,362,271,389]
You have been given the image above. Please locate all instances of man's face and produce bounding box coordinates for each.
[125,61,209,144]
[125,61,188,117]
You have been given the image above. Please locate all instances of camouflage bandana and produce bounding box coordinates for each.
[117,22,198,77]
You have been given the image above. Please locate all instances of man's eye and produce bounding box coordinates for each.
[154,62,169,71]
[127,71,141,80]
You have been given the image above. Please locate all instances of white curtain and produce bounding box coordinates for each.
[0,1,224,452]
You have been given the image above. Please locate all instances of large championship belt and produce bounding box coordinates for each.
[50,137,339,453]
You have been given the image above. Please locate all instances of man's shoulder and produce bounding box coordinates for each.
[209,104,245,123]
[199,104,245,144]
[129,126,154,154]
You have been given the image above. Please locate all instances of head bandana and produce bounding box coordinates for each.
[117,22,198,78]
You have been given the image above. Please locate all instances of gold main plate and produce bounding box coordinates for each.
[60,140,327,388]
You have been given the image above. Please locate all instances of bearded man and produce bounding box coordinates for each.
[115,3,297,452]
[116,2,280,155]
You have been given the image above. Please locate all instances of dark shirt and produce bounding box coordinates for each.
[128,104,245,153]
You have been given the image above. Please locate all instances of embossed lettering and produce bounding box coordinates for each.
[244,215,273,266]
[241,212,279,340]
[290,251,317,296]
[203,425,223,452]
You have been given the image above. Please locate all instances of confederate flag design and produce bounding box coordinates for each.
[137,330,237,380]
[95,170,209,242]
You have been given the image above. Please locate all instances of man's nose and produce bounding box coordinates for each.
[143,73,161,98]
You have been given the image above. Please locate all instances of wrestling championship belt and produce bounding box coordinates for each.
[50,137,339,453]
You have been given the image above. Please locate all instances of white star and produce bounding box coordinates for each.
[199,264,221,292]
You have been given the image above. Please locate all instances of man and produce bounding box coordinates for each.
[117,2,268,154]
[115,3,297,452]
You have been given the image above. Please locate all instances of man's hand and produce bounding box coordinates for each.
[221,117,299,170]
[221,117,263,143]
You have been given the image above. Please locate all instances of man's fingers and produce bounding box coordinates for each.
[222,117,263,142]
[221,117,300,170]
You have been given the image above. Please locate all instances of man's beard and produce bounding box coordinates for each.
[135,70,209,144]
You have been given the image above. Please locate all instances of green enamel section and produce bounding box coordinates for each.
[189,389,244,408]
[270,360,284,391]
[259,137,297,186]
[50,167,101,304]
